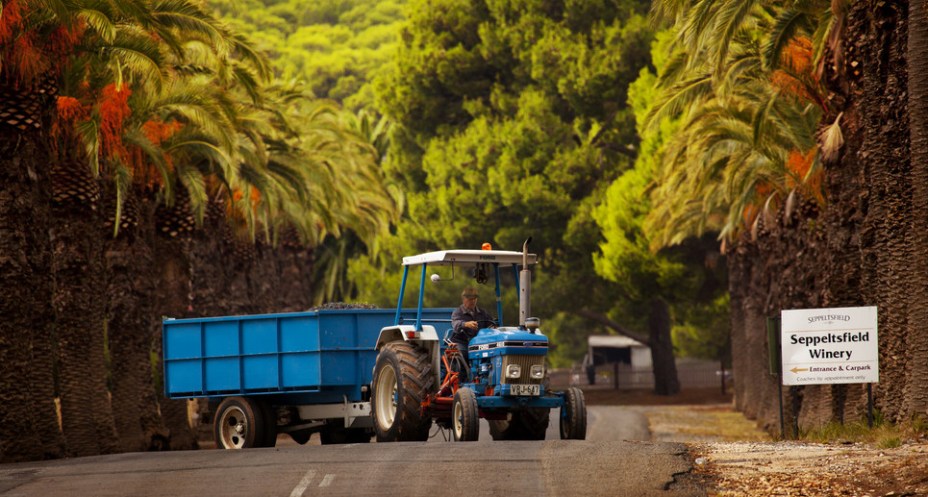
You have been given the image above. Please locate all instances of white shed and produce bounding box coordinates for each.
[586,334,651,369]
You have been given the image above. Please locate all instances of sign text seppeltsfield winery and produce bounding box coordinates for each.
[780,307,879,386]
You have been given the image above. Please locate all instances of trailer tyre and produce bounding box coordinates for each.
[452,388,479,442]
[560,386,587,440]
[371,342,434,442]
[257,400,277,448]
[214,397,266,449]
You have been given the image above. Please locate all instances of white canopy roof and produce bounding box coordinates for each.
[402,250,537,266]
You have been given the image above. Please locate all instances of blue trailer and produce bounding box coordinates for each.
[162,240,586,448]
[163,308,451,447]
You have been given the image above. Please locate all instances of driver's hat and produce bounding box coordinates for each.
[461,287,479,299]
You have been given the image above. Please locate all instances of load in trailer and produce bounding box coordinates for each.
[161,240,585,448]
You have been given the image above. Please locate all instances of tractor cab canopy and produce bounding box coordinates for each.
[402,250,537,267]
[395,247,537,331]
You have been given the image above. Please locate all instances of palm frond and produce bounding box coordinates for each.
[763,7,809,70]
[645,74,713,130]
[77,9,117,43]
[713,0,758,75]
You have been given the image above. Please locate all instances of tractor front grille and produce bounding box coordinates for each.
[501,354,545,385]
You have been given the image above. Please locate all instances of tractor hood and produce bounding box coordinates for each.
[467,327,548,353]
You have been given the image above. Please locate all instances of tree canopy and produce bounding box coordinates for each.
[347,0,687,366]
[208,0,405,110]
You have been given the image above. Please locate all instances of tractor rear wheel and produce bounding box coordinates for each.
[559,387,587,440]
[452,388,479,442]
[489,408,549,440]
[371,342,434,442]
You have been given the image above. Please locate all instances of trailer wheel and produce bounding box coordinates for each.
[257,401,278,448]
[559,386,587,440]
[214,397,266,449]
[371,342,434,442]
[488,408,549,441]
[452,388,479,442]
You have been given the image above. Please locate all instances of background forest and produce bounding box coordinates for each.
[1,0,926,463]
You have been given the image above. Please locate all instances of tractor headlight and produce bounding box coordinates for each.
[530,365,545,379]
[506,364,521,379]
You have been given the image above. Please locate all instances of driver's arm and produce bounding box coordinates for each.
[451,307,468,334]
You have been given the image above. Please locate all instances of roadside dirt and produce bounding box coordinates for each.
[581,387,928,497]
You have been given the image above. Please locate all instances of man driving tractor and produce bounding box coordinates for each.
[449,286,494,354]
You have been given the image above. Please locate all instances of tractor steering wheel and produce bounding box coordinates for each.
[477,318,498,329]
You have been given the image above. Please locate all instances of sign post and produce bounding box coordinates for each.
[781,306,879,426]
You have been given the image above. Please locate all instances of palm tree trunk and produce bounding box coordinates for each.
[905,0,928,417]
[0,80,65,462]
[105,193,168,451]
[830,0,910,423]
[152,234,198,450]
[50,162,118,456]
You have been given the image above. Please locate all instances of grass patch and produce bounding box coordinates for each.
[646,405,770,442]
[801,413,928,447]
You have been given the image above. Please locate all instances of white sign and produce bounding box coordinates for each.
[781,306,879,386]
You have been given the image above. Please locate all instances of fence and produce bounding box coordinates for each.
[567,358,730,390]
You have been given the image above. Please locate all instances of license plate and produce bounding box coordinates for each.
[510,384,540,396]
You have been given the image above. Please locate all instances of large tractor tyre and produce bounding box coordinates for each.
[489,408,550,441]
[560,387,587,440]
[214,397,268,449]
[452,388,479,442]
[371,342,435,442]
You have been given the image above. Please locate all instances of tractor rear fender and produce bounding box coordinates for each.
[375,325,439,350]
[375,325,441,389]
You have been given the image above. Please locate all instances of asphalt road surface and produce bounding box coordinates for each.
[0,407,703,497]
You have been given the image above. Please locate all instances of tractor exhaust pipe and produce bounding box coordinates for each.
[519,237,532,329]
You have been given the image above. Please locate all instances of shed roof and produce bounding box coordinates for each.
[588,334,648,349]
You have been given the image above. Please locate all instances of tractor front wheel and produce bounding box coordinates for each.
[452,388,479,442]
[559,386,587,440]
[371,342,434,442]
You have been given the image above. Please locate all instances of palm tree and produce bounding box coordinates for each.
[2,0,407,459]
[644,2,831,247]
[1,0,75,462]
[644,0,841,429]
[907,0,928,419]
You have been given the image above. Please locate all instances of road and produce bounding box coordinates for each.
[0,407,703,497]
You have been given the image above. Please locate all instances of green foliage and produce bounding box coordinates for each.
[208,0,405,110]
[347,0,657,366]
[645,0,835,246]
[593,30,728,361]
[672,293,730,362]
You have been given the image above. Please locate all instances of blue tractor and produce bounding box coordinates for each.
[370,240,587,442]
